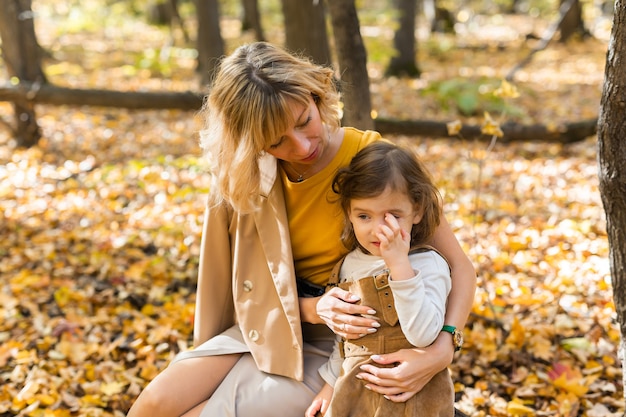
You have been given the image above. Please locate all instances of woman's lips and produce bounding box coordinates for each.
[301,144,320,162]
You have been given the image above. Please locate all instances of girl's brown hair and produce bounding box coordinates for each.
[200,42,342,213]
[332,141,443,251]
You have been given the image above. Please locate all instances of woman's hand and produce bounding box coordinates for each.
[315,287,380,340]
[355,335,454,402]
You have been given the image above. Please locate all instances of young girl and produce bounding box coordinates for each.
[306,141,455,417]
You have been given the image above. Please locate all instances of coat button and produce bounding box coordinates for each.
[243,280,253,292]
[248,330,260,342]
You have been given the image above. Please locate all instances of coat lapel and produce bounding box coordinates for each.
[255,153,303,342]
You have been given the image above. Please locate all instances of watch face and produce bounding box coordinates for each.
[453,330,464,350]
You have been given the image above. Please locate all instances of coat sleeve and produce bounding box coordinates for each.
[193,200,236,347]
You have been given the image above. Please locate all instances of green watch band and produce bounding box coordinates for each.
[441,325,464,352]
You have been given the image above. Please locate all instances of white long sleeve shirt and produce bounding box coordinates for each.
[318,248,452,386]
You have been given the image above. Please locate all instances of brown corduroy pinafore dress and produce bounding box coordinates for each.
[324,247,454,417]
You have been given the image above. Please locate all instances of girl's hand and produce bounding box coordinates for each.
[315,287,380,340]
[377,213,414,281]
[305,383,334,417]
[376,213,415,279]
[355,335,454,402]
[377,213,411,258]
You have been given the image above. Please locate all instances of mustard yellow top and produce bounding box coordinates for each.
[280,127,381,286]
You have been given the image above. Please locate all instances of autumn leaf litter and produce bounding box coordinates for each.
[0,5,623,417]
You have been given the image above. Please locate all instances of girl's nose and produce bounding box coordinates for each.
[375,216,389,228]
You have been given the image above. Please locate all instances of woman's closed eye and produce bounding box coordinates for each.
[268,116,312,150]
[268,137,285,149]
[296,116,312,129]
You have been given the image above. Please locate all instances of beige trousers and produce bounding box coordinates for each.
[171,324,333,417]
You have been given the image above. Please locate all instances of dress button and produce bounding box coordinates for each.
[243,280,253,292]
[248,330,260,342]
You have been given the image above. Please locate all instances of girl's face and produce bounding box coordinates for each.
[264,96,327,172]
[348,186,422,257]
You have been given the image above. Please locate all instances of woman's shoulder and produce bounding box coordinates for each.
[342,127,383,149]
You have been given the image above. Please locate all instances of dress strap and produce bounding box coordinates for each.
[326,256,346,289]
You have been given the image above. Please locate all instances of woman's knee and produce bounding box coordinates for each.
[127,369,191,417]
[128,381,172,417]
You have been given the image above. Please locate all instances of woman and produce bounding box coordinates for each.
[127,41,476,417]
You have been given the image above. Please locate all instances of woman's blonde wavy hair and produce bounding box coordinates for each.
[199,42,342,213]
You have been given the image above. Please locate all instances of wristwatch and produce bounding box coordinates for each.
[441,325,464,352]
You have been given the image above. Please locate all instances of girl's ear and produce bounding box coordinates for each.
[412,205,423,224]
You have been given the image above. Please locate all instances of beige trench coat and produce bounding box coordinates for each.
[193,153,307,381]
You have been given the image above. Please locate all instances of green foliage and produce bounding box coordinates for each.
[135,48,175,77]
[421,77,525,117]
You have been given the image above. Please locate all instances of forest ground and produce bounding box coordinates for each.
[0,3,622,416]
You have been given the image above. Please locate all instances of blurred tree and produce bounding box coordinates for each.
[386,0,421,78]
[597,0,626,399]
[0,0,45,148]
[558,0,588,42]
[423,0,455,33]
[241,0,264,41]
[326,0,373,129]
[281,0,331,65]
[195,0,224,86]
[148,0,191,44]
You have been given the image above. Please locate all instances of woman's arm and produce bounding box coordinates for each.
[431,216,477,331]
[193,202,236,347]
[355,215,476,402]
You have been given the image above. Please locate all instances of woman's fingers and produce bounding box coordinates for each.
[339,319,380,339]
[316,288,380,338]
[356,348,445,399]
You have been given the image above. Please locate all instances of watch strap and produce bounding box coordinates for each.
[441,325,456,333]
[441,325,463,352]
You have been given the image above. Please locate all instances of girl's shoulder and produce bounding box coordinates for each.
[408,248,451,275]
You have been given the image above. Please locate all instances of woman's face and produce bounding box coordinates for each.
[264,96,327,171]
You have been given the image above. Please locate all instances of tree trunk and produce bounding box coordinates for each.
[0,82,204,109]
[195,0,224,86]
[281,0,331,65]
[597,0,626,401]
[559,0,587,42]
[374,117,597,143]
[241,0,264,41]
[0,81,599,143]
[423,0,455,34]
[0,0,45,147]
[386,0,420,78]
[326,0,373,130]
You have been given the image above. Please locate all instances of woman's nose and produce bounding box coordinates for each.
[290,133,312,155]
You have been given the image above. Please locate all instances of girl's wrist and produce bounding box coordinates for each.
[386,257,414,281]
